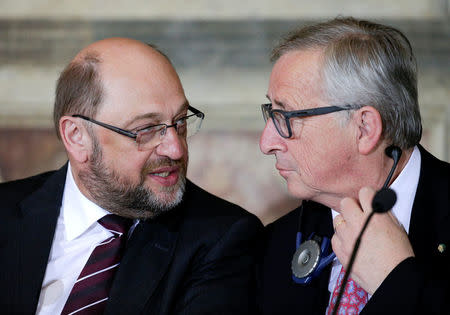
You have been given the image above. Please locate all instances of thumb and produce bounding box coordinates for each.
[358,186,376,214]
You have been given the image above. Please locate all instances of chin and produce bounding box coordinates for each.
[287,187,303,199]
[157,191,182,205]
[155,177,186,205]
[287,182,313,200]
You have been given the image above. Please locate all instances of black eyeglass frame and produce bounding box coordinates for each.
[261,103,359,139]
[72,105,205,141]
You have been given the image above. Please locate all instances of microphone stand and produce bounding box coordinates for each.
[330,211,375,315]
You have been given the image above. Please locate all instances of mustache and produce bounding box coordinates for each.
[142,157,185,174]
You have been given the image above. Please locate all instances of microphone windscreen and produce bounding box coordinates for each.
[372,188,397,213]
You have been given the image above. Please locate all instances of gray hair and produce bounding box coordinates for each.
[271,17,422,149]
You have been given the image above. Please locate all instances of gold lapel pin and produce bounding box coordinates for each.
[438,243,446,253]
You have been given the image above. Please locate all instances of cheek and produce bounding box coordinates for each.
[289,124,349,182]
[182,140,189,159]
[288,129,321,177]
[105,147,152,178]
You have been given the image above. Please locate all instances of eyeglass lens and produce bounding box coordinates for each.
[271,111,290,138]
[262,105,289,138]
[136,113,203,150]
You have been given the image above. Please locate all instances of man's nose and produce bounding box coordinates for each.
[156,126,185,160]
[259,119,286,155]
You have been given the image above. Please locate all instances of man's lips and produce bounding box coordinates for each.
[276,164,291,178]
[147,166,180,186]
[275,164,290,172]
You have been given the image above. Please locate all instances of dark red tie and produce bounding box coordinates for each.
[61,214,132,315]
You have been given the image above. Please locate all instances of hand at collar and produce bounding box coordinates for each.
[331,186,414,295]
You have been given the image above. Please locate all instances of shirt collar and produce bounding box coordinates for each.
[389,145,421,233]
[61,163,110,241]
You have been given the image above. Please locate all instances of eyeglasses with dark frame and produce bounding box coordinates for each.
[261,103,360,138]
[72,105,205,151]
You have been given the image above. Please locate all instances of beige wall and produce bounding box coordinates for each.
[0,0,447,19]
[1,1,449,224]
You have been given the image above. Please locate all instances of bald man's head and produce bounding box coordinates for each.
[53,38,179,138]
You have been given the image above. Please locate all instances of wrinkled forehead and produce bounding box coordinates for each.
[268,49,327,110]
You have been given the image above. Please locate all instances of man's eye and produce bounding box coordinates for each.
[176,117,188,125]
[137,124,163,133]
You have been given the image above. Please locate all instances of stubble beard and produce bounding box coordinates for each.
[79,137,187,220]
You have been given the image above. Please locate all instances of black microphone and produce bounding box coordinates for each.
[331,146,401,315]
[372,187,397,213]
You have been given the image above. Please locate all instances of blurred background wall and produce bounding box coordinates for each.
[0,0,449,225]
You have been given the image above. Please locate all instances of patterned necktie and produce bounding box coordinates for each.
[327,267,368,315]
[61,214,132,315]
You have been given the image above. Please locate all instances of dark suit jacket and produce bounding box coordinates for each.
[258,146,450,314]
[0,164,263,314]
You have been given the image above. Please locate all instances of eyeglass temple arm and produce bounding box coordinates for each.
[283,105,357,119]
[188,105,205,118]
[72,114,137,139]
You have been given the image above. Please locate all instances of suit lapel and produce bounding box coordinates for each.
[301,201,335,314]
[408,146,450,260]
[17,165,67,313]
[302,201,334,238]
[106,211,181,314]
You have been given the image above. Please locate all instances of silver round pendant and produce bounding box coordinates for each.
[291,239,321,278]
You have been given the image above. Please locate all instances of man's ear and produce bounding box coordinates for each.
[355,106,383,155]
[59,116,91,163]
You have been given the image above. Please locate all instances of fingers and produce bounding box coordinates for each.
[359,186,403,228]
[358,186,376,214]
[387,210,404,229]
[333,215,345,232]
[339,197,364,223]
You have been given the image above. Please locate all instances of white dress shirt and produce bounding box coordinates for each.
[326,146,421,312]
[36,163,113,315]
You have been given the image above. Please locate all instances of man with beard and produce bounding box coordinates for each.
[0,38,263,314]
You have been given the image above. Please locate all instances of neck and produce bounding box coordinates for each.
[319,146,415,212]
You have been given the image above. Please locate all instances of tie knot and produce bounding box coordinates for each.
[98,214,132,235]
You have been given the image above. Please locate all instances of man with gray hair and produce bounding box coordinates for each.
[258,17,449,314]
